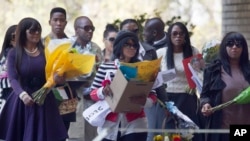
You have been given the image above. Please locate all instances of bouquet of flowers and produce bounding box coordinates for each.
[210,86,250,112]
[32,42,95,105]
[154,99,199,141]
[202,39,220,65]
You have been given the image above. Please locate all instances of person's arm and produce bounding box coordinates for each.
[7,49,24,96]
[90,63,113,101]
[200,67,213,116]
[7,49,34,105]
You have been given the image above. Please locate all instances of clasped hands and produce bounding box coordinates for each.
[21,72,66,106]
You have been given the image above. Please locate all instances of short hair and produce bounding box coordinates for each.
[103,24,118,38]
[50,7,66,19]
[120,19,138,30]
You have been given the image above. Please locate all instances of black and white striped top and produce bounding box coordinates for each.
[91,62,117,90]
[0,56,11,89]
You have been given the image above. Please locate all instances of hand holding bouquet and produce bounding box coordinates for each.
[32,42,95,105]
[210,86,250,112]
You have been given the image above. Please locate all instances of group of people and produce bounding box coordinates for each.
[0,6,249,141]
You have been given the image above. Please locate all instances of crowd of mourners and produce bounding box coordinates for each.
[0,6,250,141]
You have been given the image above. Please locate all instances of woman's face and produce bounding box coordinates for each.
[170,25,185,47]
[226,40,243,61]
[122,39,137,61]
[26,27,41,44]
[103,31,117,53]
[10,32,16,47]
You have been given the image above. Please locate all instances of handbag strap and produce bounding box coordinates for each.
[64,82,74,99]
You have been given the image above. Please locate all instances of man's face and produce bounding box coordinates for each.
[49,12,67,35]
[121,22,139,34]
[76,19,95,43]
[143,24,155,45]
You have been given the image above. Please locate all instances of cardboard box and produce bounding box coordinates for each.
[105,69,154,113]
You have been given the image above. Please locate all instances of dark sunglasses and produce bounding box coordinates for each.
[78,25,95,32]
[124,43,137,49]
[28,28,41,35]
[11,33,15,41]
[106,37,116,42]
[171,31,185,37]
[132,28,139,34]
[226,41,242,48]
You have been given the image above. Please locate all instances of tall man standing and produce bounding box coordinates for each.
[68,16,103,141]
[143,17,169,141]
[44,7,68,46]
[143,17,168,50]
[43,7,77,141]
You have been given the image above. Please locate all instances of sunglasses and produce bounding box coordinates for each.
[27,28,41,35]
[132,29,139,34]
[124,43,137,49]
[78,25,95,32]
[226,41,242,48]
[171,31,185,37]
[11,33,15,41]
[106,37,116,42]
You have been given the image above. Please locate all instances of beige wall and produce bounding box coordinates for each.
[222,0,250,47]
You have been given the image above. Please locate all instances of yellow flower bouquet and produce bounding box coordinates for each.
[32,42,95,105]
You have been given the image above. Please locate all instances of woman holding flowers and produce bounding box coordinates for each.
[0,17,68,141]
[90,30,157,141]
[200,32,250,141]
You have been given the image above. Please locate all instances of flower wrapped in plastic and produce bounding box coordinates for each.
[32,42,95,105]
[156,99,199,141]
[202,39,220,65]
[165,101,199,140]
[210,86,250,112]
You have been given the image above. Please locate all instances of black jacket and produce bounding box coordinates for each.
[200,60,250,141]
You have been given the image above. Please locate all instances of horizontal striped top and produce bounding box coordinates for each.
[91,62,117,90]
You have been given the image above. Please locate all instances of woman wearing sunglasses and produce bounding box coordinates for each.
[157,22,204,141]
[0,25,17,114]
[0,17,68,141]
[102,24,118,62]
[200,32,250,141]
[90,30,157,141]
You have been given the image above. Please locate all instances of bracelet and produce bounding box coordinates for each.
[97,87,105,99]
[19,91,28,100]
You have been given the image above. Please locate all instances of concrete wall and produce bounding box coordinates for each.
[222,0,250,47]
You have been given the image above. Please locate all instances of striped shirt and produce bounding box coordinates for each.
[0,56,11,89]
[90,61,155,140]
[91,62,117,90]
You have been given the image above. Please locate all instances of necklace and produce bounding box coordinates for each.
[24,47,38,54]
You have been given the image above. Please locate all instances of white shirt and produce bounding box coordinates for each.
[157,47,199,93]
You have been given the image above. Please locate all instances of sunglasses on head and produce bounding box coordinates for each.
[106,37,116,42]
[226,41,242,48]
[27,28,41,35]
[78,25,95,32]
[171,31,185,37]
